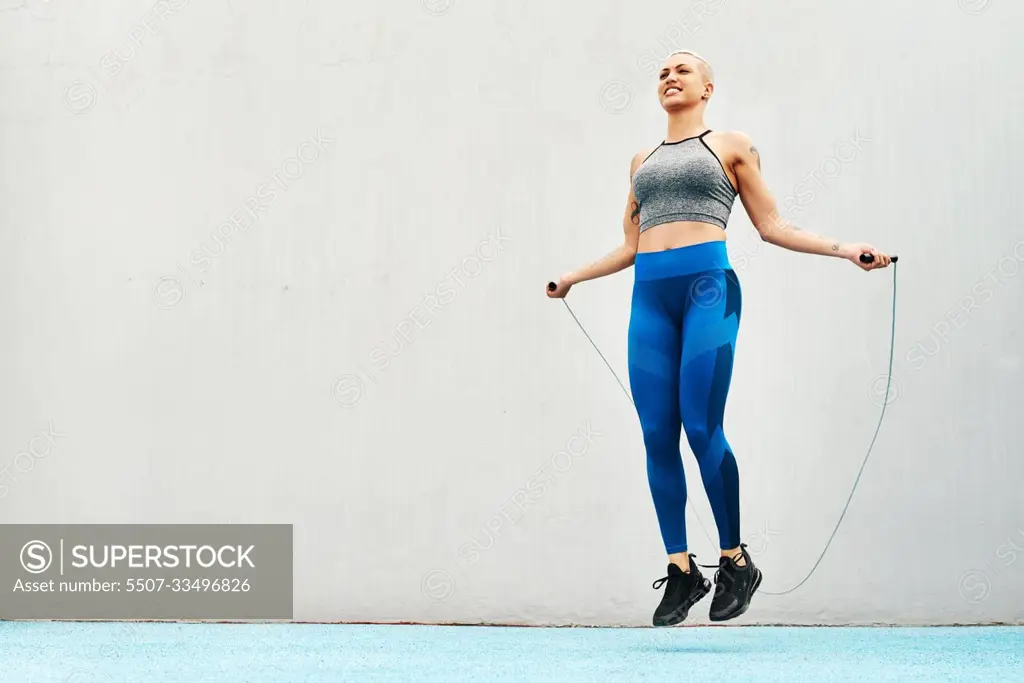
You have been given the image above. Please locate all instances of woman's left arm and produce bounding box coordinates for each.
[729,132,891,271]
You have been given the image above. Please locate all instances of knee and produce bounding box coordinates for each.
[641,421,681,455]
[681,419,709,457]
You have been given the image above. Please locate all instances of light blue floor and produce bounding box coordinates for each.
[1,623,1021,682]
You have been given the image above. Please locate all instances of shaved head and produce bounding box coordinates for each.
[666,50,714,84]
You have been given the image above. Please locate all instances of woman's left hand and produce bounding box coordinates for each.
[846,243,892,271]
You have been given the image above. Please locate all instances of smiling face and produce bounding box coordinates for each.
[658,52,713,111]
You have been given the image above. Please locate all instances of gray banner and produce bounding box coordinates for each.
[0,524,292,619]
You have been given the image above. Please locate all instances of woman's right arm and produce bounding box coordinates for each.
[546,151,646,298]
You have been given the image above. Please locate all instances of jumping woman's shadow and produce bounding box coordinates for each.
[632,643,747,655]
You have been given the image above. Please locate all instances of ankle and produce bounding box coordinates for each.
[668,551,691,572]
[721,547,747,567]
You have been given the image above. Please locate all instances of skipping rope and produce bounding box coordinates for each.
[549,253,898,595]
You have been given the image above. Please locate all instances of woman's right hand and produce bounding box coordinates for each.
[546,276,573,299]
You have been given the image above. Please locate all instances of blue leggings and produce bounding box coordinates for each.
[627,241,741,554]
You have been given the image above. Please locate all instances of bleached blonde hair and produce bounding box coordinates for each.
[667,50,714,84]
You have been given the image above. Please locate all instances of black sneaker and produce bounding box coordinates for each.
[651,556,712,627]
[707,544,762,622]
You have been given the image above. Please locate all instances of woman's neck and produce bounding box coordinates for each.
[665,109,708,142]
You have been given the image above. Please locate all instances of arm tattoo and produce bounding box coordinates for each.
[750,145,760,169]
[831,242,840,252]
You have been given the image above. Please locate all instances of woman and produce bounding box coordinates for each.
[546,50,892,626]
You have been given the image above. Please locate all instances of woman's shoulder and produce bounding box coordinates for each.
[708,129,755,149]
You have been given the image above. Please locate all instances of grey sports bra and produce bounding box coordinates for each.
[631,130,738,232]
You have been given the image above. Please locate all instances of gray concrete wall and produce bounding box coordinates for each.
[1,0,1021,625]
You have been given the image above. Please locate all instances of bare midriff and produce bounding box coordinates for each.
[637,220,726,253]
